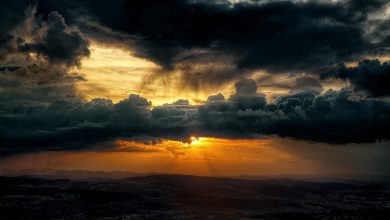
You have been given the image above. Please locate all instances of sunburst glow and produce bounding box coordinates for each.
[190,136,200,145]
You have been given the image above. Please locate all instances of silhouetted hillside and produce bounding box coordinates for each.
[0,175,389,219]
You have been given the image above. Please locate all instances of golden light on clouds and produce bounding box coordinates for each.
[81,44,157,69]
[75,42,161,103]
[74,42,390,106]
[189,136,201,145]
[75,42,234,105]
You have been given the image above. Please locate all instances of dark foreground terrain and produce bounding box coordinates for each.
[0,175,389,219]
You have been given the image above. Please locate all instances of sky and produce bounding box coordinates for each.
[0,0,390,177]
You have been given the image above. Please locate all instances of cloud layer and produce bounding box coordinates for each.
[32,0,390,93]
[0,0,390,155]
[19,11,90,66]
[38,0,389,71]
[322,60,390,96]
[1,78,389,154]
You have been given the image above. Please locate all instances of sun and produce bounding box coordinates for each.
[186,136,212,148]
[190,136,200,145]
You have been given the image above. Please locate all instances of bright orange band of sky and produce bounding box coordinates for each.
[1,137,388,177]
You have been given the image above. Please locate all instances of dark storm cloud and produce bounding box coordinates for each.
[0,0,90,66]
[207,93,225,102]
[290,77,324,94]
[229,79,267,110]
[18,11,90,66]
[0,0,36,60]
[0,0,91,154]
[234,79,258,95]
[1,78,389,155]
[37,0,389,73]
[322,59,390,96]
[199,79,390,143]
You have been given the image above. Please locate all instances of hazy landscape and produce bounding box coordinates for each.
[0,172,389,219]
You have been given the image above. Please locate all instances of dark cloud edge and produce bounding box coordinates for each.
[33,0,390,93]
[1,78,389,156]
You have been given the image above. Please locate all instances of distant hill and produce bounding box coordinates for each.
[2,168,389,182]
[0,169,150,181]
[0,174,389,219]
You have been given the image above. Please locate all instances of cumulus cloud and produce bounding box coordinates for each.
[0,0,40,63]
[207,93,225,102]
[0,1,90,67]
[229,79,267,110]
[18,11,90,66]
[0,1,92,156]
[234,78,257,95]
[172,99,190,106]
[322,59,390,96]
[200,87,390,143]
[1,77,389,155]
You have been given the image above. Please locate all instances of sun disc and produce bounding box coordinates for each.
[190,136,200,145]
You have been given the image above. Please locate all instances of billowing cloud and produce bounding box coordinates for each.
[322,59,390,96]
[207,93,225,102]
[1,77,389,155]
[37,0,389,73]
[0,0,36,60]
[229,79,267,110]
[0,1,90,67]
[199,80,390,143]
[18,11,90,66]
[24,0,390,94]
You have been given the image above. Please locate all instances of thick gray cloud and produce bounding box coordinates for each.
[229,79,267,111]
[290,77,324,94]
[18,11,90,66]
[2,0,390,91]
[1,78,389,155]
[0,0,37,60]
[200,87,390,143]
[36,0,389,73]
[28,0,390,94]
[207,93,225,102]
[322,59,390,96]
[0,1,92,156]
[234,78,257,95]
[0,0,90,67]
